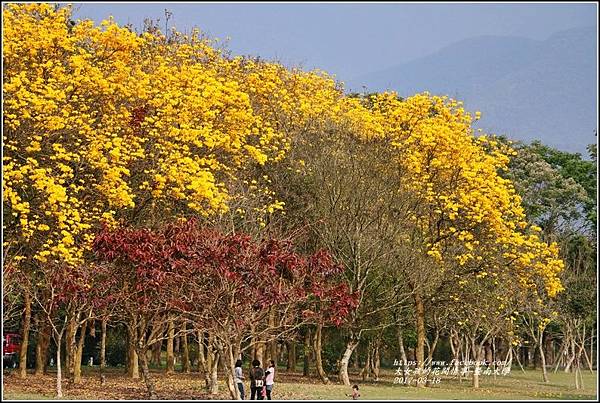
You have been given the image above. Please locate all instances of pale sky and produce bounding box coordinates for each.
[70,2,598,82]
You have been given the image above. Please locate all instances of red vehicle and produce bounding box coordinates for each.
[3,333,21,368]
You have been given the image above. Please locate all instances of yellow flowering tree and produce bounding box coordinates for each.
[2,3,284,378]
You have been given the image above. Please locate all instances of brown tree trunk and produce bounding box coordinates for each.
[127,324,139,379]
[565,335,575,373]
[198,330,206,374]
[472,340,482,389]
[373,339,381,381]
[66,314,79,380]
[73,319,88,383]
[269,339,278,366]
[204,333,219,394]
[426,329,440,364]
[35,318,51,375]
[277,342,283,365]
[255,339,265,366]
[361,342,371,381]
[166,319,175,374]
[88,319,96,338]
[181,322,190,373]
[100,318,107,369]
[303,328,311,377]
[313,323,330,384]
[217,340,240,400]
[250,330,256,364]
[267,308,277,365]
[414,292,426,387]
[18,289,32,379]
[56,332,63,398]
[151,340,162,366]
[352,344,360,369]
[138,346,157,399]
[287,340,296,371]
[485,343,493,364]
[209,347,219,394]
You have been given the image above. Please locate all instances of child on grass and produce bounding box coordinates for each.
[345,384,360,400]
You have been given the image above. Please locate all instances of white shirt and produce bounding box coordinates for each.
[265,366,275,385]
[235,366,244,384]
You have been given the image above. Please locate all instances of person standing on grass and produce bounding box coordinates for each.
[264,360,276,400]
[235,359,246,399]
[249,359,265,400]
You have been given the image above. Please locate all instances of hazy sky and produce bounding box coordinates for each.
[71,2,597,82]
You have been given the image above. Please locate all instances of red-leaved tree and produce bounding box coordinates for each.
[93,218,357,399]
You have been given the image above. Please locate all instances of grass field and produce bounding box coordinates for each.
[2,366,597,400]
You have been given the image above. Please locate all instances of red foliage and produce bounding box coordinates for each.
[92,218,358,329]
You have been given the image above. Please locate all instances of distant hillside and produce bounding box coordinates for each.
[347,27,597,155]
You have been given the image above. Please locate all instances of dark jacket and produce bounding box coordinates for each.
[250,366,265,387]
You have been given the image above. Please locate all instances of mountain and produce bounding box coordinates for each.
[347,26,598,155]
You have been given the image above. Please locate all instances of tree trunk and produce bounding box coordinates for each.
[352,344,360,369]
[449,330,461,377]
[278,343,284,364]
[181,322,190,373]
[73,319,88,383]
[373,340,381,381]
[217,341,240,400]
[565,334,576,373]
[209,349,219,394]
[100,318,107,369]
[545,336,554,367]
[138,346,157,399]
[18,289,32,379]
[151,341,160,367]
[504,346,513,373]
[250,331,256,364]
[539,331,549,382]
[166,319,175,374]
[426,329,439,364]
[56,333,63,398]
[472,340,480,389]
[287,340,296,371]
[514,346,526,373]
[414,292,426,387]
[397,326,408,383]
[206,333,219,394]
[553,338,567,373]
[313,323,330,384]
[269,339,278,366]
[267,308,277,365]
[590,327,594,372]
[127,324,139,379]
[198,330,206,374]
[35,319,51,375]
[66,314,78,379]
[360,342,370,381]
[339,337,359,386]
[303,328,311,377]
[255,339,265,366]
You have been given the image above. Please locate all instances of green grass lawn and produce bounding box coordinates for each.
[2,367,597,400]
[275,369,597,400]
[2,393,58,400]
